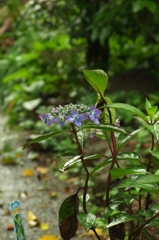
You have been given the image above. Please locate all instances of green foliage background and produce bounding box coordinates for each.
[0,0,159,130]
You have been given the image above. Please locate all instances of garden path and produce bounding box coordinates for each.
[0,115,99,240]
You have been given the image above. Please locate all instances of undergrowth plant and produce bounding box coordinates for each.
[25,70,159,240]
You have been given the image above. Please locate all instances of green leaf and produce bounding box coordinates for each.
[83,124,128,134]
[151,151,159,160]
[23,130,67,149]
[144,0,157,13]
[23,98,41,110]
[82,69,108,97]
[107,215,140,228]
[55,155,82,172]
[77,213,96,231]
[135,117,159,141]
[145,98,152,113]
[111,165,146,180]
[118,128,143,151]
[149,204,159,215]
[148,106,158,117]
[84,154,107,161]
[77,128,90,149]
[91,152,140,174]
[145,99,158,117]
[59,193,79,240]
[116,175,159,189]
[106,103,147,121]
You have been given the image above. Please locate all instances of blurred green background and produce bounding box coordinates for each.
[0,0,159,137]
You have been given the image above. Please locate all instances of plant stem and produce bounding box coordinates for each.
[106,132,117,207]
[71,124,101,240]
[145,133,154,210]
[129,212,159,240]
[71,124,89,214]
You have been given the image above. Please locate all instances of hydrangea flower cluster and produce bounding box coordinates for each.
[39,103,102,127]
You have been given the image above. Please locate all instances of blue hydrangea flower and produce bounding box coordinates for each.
[66,110,87,127]
[53,114,65,128]
[39,113,55,126]
[89,106,102,124]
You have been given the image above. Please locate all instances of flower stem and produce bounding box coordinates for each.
[71,124,89,214]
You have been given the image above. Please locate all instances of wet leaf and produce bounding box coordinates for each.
[55,155,82,172]
[77,212,96,231]
[22,169,34,177]
[59,193,79,240]
[27,210,40,227]
[40,222,49,230]
[38,235,58,240]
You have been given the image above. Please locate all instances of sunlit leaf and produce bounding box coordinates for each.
[55,155,82,172]
[82,69,108,97]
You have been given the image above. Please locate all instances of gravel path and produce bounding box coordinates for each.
[0,115,93,240]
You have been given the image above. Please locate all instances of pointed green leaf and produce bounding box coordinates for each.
[91,152,140,174]
[77,128,90,149]
[106,103,147,120]
[83,124,128,134]
[116,175,159,189]
[55,155,82,172]
[23,130,67,149]
[118,128,143,151]
[107,215,140,228]
[77,213,96,231]
[82,69,108,97]
[145,99,157,117]
[111,165,146,180]
[135,117,159,141]
[145,98,152,113]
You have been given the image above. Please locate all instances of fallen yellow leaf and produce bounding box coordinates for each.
[40,222,49,230]
[36,166,49,174]
[88,228,105,237]
[22,169,34,177]
[38,235,58,240]
[27,210,39,227]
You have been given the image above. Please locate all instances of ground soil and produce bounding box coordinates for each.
[0,116,95,240]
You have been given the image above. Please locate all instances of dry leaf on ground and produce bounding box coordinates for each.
[27,210,40,227]
[40,222,49,230]
[22,169,34,177]
[38,235,59,240]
